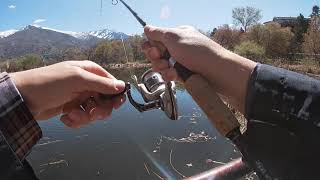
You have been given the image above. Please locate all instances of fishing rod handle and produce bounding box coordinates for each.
[149,40,240,136]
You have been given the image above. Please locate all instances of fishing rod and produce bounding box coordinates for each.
[112,0,240,135]
[111,0,275,179]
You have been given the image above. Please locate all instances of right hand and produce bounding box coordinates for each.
[142,25,228,81]
[142,25,257,113]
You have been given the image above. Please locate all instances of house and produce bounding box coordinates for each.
[264,17,311,28]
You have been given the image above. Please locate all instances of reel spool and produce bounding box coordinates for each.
[127,69,178,120]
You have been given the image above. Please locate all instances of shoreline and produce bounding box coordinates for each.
[102,63,151,69]
[103,62,151,69]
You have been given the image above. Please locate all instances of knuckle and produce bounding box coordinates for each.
[83,60,93,64]
[72,68,85,80]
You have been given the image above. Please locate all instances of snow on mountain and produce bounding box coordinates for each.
[0,25,129,40]
[0,25,131,59]
[88,29,129,40]
[39,26,129,40]
[0,29,18,38]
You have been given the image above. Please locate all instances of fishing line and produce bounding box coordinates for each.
[101,1,180,178]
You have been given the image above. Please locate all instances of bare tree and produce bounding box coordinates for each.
[232,6,262,32]
[212,25,242,50]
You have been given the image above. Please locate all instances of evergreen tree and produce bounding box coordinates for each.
[311,5,320,17]
[291,14,309,52]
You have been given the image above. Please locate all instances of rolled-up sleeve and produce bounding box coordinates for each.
[0,72,42,162]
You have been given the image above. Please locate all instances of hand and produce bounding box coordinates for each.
[142,25,226,81]
[10,61,126,128]
[142,25,257,113]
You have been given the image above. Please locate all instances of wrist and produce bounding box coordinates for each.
[205,45,257,113]
[10,72,37,116]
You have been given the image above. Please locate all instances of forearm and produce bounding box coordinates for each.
[202,46,257,113]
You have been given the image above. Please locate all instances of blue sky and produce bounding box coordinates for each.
[1,0,319,34]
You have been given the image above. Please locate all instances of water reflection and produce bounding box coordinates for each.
[27,68,245,180]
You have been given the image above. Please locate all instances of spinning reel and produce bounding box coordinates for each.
[125,69,178,120]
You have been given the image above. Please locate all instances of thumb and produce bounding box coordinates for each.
[144,25,169,42]
[81,70,125,95]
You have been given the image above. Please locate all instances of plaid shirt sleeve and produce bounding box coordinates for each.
[0,72,42,162]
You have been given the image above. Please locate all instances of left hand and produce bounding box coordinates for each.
[10,61,126,128]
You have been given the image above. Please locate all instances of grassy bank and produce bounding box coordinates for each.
[264,58,320,78]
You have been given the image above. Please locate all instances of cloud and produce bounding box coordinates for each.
[160,5,171,20]
[33,19,46,24]
[8,5,16,9]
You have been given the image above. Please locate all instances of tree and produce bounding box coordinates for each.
[126,35,145,62]
[247,24,268,44]
[234,41,265,60]
[16,54,43,70]
[62,48,87,60]
[232,6,262,32]
[210,28,218,37]
[303,20,320,56]
[247,23,294,57]
[290,14,309,53]
[311,5,320,17]
[212,25,242,50]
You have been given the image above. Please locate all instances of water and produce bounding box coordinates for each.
[27,68,249,180]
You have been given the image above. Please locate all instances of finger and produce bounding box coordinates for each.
[112,95,126,110]
[144,25,169,42]
[161,68,179,82]
[80,70,126,95]
[63,92,98,114]
[60,115,81,129]
[142,41,152,52]
[82,97,97,113]
[147,47,161,60]
[142,43,162,61]
[90,100,114,120]
[67,108,91,125]
[151,59,170,72]
[68,60,115,79]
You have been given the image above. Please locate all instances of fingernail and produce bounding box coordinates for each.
[114,80,125,91]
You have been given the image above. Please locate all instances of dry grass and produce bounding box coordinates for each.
[265,58,320,75]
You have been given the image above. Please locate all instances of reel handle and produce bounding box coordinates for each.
[149,40,240,137]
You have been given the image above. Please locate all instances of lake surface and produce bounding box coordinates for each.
[27,68,255,180]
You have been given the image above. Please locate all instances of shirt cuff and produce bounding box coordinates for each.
[0,72,42,161]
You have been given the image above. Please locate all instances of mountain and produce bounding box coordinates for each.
[39,27,129,40]
[0,30,18,38]
[88,29,129,40]
[0,25,130,59]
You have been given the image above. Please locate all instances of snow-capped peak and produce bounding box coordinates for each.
[0,29,18,38]
[0,25,129,40]
[88,29,129,40]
